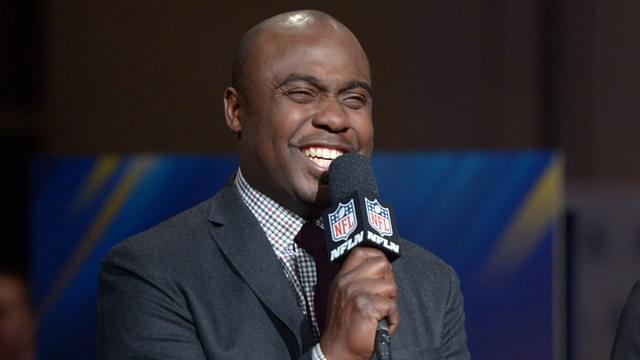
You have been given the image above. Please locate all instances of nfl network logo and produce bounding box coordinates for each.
[365,198,393,237]
[328,199,357,242]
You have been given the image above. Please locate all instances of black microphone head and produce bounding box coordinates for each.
[329,153,378,203]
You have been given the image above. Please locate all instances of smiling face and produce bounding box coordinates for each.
[224,14,374,218]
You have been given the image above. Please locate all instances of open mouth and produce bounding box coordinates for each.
[302,146,344,169]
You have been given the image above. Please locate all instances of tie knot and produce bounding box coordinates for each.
[294,223,325,258]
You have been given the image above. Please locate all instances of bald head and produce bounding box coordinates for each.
[231,10,369,97]
[223,9,374,217]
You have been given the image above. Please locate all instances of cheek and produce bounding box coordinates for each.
[355,114,375,153]
[269,103,313,139]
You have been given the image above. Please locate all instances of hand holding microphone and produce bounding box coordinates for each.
[320,247,398,359]
[320,153,400,360]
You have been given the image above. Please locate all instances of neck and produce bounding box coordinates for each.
[235,168,329,219]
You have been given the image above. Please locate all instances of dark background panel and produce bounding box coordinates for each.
[1,0,638,178]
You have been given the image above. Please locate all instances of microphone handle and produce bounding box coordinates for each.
[373,318,392,360]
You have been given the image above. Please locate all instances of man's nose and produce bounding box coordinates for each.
[312,97,349,133]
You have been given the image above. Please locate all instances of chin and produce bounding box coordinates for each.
[293,187,330,218]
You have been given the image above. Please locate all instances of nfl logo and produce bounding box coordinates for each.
[365,198,393,237]
[328,199,358,242]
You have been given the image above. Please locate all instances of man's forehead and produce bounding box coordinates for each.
[255,35,372,87]
[232,10,371,94]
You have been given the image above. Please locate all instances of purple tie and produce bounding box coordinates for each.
[294,223,340,335]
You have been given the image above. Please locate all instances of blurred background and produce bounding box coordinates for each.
[1,1,638,359]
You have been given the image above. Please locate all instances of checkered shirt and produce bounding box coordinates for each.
[235,170,327,360]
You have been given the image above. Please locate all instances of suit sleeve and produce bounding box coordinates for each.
[441,266,472,359]
[98,244,207,360]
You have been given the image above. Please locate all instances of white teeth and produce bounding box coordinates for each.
[302,146,344,168]
[302,147,343,160]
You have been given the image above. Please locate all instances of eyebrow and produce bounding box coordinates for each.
[276,74,326,90]
[344,80,373,96]
[276,74,372,96]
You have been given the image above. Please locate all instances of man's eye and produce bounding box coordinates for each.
[342,95,367,109]
[287,89,315,103]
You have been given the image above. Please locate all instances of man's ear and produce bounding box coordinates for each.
[224,87,243,134]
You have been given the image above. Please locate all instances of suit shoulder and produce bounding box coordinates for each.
[396,238,456,277]
[393,237,461,301]
[102,198,214,268]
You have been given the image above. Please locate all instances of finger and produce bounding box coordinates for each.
[386,299,400,336]
[360,295,400,336]
[342,251,393,280]
[339,247,387,273]
[353,294,398,326]
[343,277,398,300]
[330,273,395,307]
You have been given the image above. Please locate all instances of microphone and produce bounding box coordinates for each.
[322,153,400,360]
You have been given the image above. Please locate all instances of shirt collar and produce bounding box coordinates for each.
[235,169,307,253]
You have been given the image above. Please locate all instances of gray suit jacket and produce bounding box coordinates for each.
[98,184,470,359]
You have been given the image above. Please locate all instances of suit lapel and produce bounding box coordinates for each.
[207,185,314,354]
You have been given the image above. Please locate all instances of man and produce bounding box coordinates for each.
[99,10,470,359]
